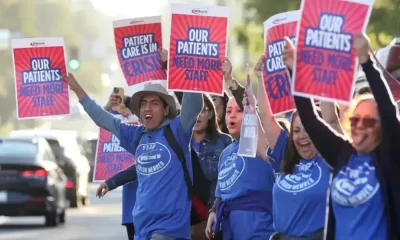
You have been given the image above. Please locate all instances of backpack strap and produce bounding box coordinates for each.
[164,124,193,200]
[133,131,145,154]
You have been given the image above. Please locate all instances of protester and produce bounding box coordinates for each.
[63,74,203,240]
[191,94,232,204]
[221,57,289,166]
[189,94,232,239]
[205,68,275,239]
[103,91,138,240]
[292,33,400,240]
[252,54,340,239]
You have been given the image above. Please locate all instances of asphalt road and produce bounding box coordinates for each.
[0,184,127,240]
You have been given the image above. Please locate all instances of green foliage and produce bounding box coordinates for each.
[0,0,104,134]
[237,0,400,57]
[242,0,299,24]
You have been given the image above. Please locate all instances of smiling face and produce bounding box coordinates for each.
[350,98,381,154]
[291,114,318,160]
[139,94,169,130]
[225,99,242,139]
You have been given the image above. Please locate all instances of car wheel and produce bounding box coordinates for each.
[82,196,89,206]
[69,189,81,208]
[59,210,66,224]
[45,211,59,227]
[69,194,79,208]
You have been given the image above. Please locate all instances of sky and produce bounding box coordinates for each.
[89,0,218,18]
[89,0,168,18]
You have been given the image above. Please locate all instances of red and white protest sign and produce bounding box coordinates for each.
[113,16,166,88]
[12,38,70,119]
[292,0,374,104]
[167,4,229,95]
[93,115,139,182]
[263,10,300,115]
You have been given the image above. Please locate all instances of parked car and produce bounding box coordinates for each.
[0,137,68,226]
[77,132,98,182]
[10,130,91,208]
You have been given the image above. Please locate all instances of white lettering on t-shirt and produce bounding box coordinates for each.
[218,152,245,190]
[277,161,322,193]
[136,142,171,175]
[332,161,380,206]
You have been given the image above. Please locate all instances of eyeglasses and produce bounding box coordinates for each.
[349,117,379,128]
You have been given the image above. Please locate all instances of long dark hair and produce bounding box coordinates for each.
[217,92,229,134]
[204,94,222,140]
[281,109,321,174]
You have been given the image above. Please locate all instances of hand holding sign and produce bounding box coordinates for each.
[159,48,168,63]
[282,37,295,71]
[221,57,233,80]
[63,73,86,100]
[63,73,79,92]
[354,33,370,64]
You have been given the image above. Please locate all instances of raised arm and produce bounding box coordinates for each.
[79,96,123,138]
[255,57,282,150]
[105,164,137,191]
[221,57,246,110]
[256,112,269,161]
[63,74,124,138]
[355,34,400,140]
[180,92,203,133]
[242,86,269,161]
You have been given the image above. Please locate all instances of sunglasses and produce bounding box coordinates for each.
[349,117,379,128]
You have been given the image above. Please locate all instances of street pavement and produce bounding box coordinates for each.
[0,184,127,240]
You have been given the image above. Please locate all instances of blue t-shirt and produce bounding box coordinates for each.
[119,117,193,239]
[215,140,275,200]
[268,130,331,237]
[215,140,276,239]
[331,154,387,240]
[122,181,138,224]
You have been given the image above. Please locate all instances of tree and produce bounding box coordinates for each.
[237,0,400,61]
[0,0,105,133]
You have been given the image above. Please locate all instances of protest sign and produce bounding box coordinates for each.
[113,16,166,87]
[263,10,300,115]
[292,0,375,104]
[167,4,229,95]
[12,38,69,119]
[238,66,258,158]
[93,115,139,182]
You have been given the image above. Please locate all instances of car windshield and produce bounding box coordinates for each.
[0,140,37,160]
